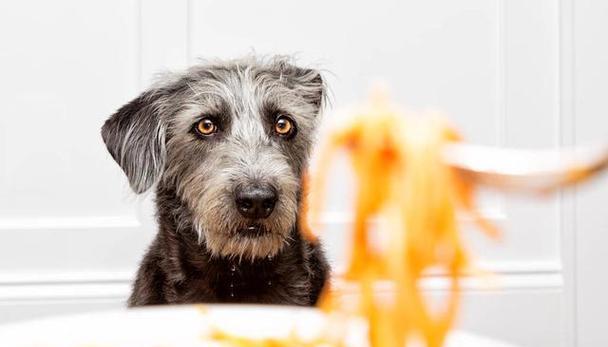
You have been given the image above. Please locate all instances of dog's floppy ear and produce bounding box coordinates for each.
[294,67,326,111]
[101,90,167,194]
[275,61,327,113]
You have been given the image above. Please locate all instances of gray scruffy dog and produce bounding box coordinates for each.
[101,56,329,306]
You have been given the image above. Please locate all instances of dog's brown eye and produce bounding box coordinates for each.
[196,118,217,136]
[274,116,294,137]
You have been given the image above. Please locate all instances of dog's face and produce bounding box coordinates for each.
[102,57,325,260]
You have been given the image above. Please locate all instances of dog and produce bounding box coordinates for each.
[101,56,329,306]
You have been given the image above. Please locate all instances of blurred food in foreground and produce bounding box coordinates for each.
[302,92,499,347]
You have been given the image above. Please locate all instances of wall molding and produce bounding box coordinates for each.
[0,216,141,232]
[0,260,562,303]
[0,273,562,304]
[0,270,134,303]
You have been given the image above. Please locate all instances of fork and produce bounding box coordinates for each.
[443,143,608,193]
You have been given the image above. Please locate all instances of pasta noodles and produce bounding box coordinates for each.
[209,329,343,347]
[302,93,499,347]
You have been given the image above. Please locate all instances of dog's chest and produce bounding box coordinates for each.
[214,263,275,301]
[210,262,309,305]
[170,257,310,306]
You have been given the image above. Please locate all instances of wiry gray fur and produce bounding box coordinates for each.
[101,56,329,306]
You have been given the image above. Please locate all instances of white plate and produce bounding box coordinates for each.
[0,305,517,347]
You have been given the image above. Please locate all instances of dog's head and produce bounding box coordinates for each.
[102,56,326,260]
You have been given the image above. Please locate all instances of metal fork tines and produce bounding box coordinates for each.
[443,143,608,193]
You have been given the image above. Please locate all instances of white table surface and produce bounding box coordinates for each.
[0,305,518,347]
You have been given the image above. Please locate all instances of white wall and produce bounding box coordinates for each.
[0,1,606,346]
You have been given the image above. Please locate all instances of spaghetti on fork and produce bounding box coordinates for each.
[302,92,499,347]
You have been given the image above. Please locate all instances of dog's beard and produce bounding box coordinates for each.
[192,194,298,262]
[196,218,295,261]
[201,226,292,261]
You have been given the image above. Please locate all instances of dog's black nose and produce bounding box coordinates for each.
[235,185,277,219]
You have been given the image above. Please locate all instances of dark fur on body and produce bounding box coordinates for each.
[102,56,329,306]
[129,186,328,306]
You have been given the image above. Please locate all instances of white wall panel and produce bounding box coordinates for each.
[0,0,155,277]
[0,0,140,217]
[573,0,608,345]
